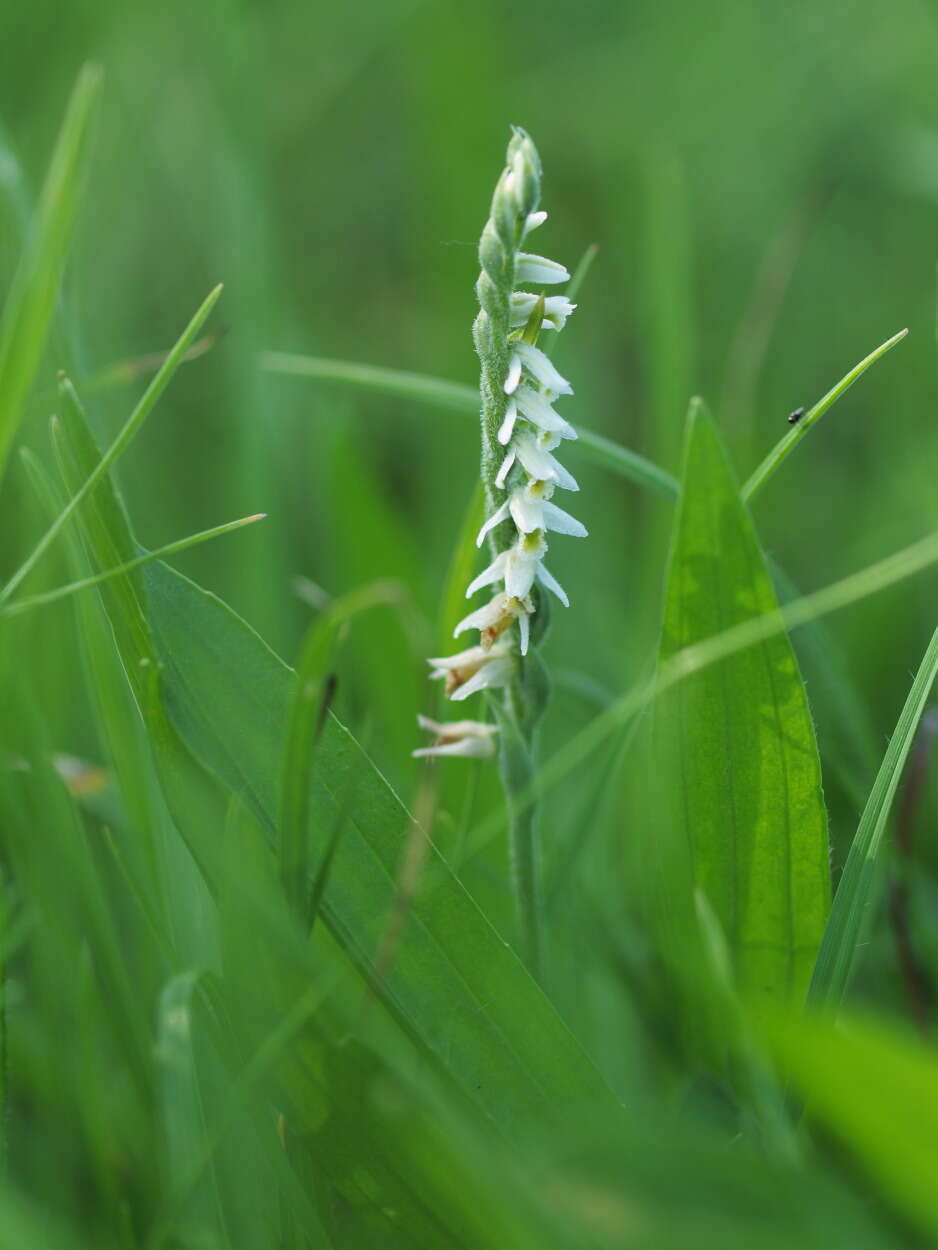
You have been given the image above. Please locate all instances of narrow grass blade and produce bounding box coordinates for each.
[262,353,476,412]
[656,398,829,1015]
[437,482,485,651]
[742,328,908,502]
[0,288,222,604]
[17,444,169,920]
[809,625,938,1010]
[0,512,265,619]
[260,351,679,498]
[82,329,223,394]
[0,64,101,486]
[542,242,598,360]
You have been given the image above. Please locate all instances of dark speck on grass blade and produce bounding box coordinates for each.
[743,328,908,502]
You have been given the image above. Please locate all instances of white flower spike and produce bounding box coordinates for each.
[417,126,587,762]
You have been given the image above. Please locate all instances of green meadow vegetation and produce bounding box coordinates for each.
[2,3,938,1246]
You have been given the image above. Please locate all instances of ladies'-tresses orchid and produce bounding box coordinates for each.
[416,126,587,766]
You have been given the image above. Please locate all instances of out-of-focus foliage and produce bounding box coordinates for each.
[2,1,938,1245]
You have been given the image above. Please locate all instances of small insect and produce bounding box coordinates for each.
[787,406,806,425]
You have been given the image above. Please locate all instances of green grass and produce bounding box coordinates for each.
[2,6,938,1246]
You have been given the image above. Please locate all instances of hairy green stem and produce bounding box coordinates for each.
[492,685,544,979]
[472,130,548,975]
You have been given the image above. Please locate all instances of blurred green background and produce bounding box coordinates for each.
[3,0,938,1026]
[4,3,938,1246]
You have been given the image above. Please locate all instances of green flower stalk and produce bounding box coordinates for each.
[417,128,586,977]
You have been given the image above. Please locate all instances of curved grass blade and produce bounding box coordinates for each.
[280,582,400,921]
[438,482,485,651]
[0,289,222,604]
[809,625,938,1010]
[260,351,679,499]
[542,242,597,360]
[742,328,908,502]
[0,64,101,487]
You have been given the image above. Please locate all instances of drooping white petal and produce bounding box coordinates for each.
[524,210,547,233]
[454,593,510,637]
[413,735,496,760]
[510,293,577,331]
[427,643,495,673]
[413,715,498,759]
[514,433,579,491]
[449,655,513,701]
[497,400,518,446]
[430,645,510,675]
[508,486,544,534]
[503,352,522,395]
[504,551,538,600]
[535,562,569,607]
[541,500,588,537]
[475,500,510,547]
[518,613,530,656]
[495,450,516,489]
[515,253,571,285]
[513,343,573,396]
[416,714,498,740]
[513,386,576,439]
[465,551,508,597]
[546,457,579,492]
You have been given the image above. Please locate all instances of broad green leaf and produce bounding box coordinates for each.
[466,526,938,865]
[769,559,879,809]
[771,1012,938,1242]
[53,389,618,1140]
[809,625,938,1009]
[0,65,100,487]
[141,558,615,1127]
[656,400,830,1016]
